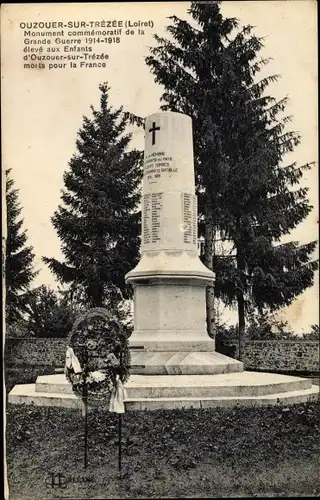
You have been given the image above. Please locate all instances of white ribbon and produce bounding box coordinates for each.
[64,346,82,374]
[109,375,127,414]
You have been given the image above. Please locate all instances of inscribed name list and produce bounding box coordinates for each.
[182,193,197,245]
[142,193,163,245]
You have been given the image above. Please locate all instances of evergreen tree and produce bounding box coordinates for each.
[5,169,37,323]
[43,83,143,309]
[144,1,318,354]
[24,285,76,338]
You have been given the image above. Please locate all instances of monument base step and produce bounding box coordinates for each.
[54,350,243,376]
[125,387,319,410]
[130,340,215,352]
[129,330,216,352]
[123,372,313,398]
[130,350,243,375]
[7,372,319,410]
[7,382,319,410]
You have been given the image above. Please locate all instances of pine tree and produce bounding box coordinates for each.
[25,285,75,338]
[144,1,318,354]
[43,83,143,309]
[5,169,37,323]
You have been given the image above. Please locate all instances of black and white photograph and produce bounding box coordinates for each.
[1,1,319,498]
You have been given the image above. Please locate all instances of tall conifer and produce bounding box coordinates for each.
[144,1,318,353]
[5,169,37,323]
[43,83,143,309]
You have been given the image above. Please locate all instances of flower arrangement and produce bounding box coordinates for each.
[65,308,131,408]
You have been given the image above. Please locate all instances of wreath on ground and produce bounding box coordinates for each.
[65,307,131,408]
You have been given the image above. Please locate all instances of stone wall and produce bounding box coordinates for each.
[226,340,319,373]
[5,337,320,373]
[5,337,67,368]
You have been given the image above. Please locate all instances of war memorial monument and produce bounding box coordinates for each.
[8,112,319,409]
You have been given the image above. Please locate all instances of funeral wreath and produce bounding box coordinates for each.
[65,308,130,407]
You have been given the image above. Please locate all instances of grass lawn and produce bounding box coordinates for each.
[5,401,320,499]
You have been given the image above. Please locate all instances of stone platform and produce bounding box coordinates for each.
[8,371,319,411]
[7,343,319,411]
[130,349,243,375]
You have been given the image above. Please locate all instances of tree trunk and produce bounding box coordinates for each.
[236,246,246,361]
[237,290,245,361]
[204,202,215,339]
[91,259,104,308]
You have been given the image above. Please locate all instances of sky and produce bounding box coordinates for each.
[1,1,318,332]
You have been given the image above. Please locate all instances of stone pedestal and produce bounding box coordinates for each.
[125,112,241,375]
[131,279,213,352]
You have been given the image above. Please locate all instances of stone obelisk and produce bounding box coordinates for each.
[125,112,216,353]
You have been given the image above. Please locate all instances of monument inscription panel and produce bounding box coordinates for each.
[144,152,177,185]
[143,194,151,245]
[143,192,164,245]
[182,193,197,245]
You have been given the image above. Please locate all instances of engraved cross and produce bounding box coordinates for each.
[149,121,160,145]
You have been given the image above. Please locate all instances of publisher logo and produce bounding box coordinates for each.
[45,473,68,489]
